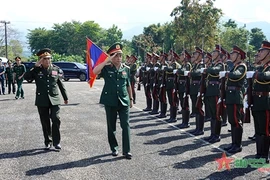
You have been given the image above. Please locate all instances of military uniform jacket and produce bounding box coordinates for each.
[205,62,225,96]
[251,65,270,111]
[14,64,26,80]
[142,63,153,85]
[149,63,160,87]
[129,63,137,83]
[5,66,13,80]
[99,63,131,107]
[165,62,180,90]
[225,62,247,105]
[157,63,168,87]
[190,63,205,95]
[177,62,192,93]
[26,64,68,107]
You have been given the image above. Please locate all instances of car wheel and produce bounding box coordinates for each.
[27,79,33,83]
[64,78,70,81]
[79,73,86,81]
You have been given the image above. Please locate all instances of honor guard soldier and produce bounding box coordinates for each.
[93,42,133,159]
[249,41,270,162]
[142,53,153,111]
[156,52,169,118]
[149,53,160,115]
[222,45,247,154]
[25,48,68,150]
[203,45,226,142]
[176,50,192,128]
[129,55,138,104]
[13,56,26,99]
[5,60,16,94]
[165,50,181,123]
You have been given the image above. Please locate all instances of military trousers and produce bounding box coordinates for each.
[204,96,218,119]
[226,104,243,128]
[7,79,16,94]
[190,95,198,114]
[252,110,270,136]
[178,92,184,108]
[15,78,24,98]
[0,78,5,94]
[105,101,130,153]
[37,105,61,146]
[166,89,178,107]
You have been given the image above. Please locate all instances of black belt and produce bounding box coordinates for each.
[227,86,241,90]
[252,91,270,96]
[192,80,200,84]
[208,81,219,85]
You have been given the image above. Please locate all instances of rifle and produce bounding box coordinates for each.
[217,72,226,121]
[195,71,207,116]
[243,76,253,123]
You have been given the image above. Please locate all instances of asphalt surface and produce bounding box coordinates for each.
[0,79,270,180]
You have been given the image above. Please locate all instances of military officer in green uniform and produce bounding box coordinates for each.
[165,50,181,123]
[202,45,226,141]
[149,53,161,115]
[13,56,26,99]
[5,60,16,94]
[25,48,68,150]
[187,47,205,133]
[156,52,169,118]
[129,55,138,104]
[222,45,247,154]
[93,42,133,159]
[250,41,270,162]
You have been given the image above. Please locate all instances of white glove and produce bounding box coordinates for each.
[244,101,248,109]
[153,83,155,87]
[246,71,255,79]
[219,71,226,79]
[200,68,206,73]
[162,66,166,70]
[183,93,186,97]
[184,71,190,76]
[160,84,163,87]
[154,67,158,71]
[197,92,200,97]
[173,69,177,74]
[146,67,150,71]
[217,98,221,104]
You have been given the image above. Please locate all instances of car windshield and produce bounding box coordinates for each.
[75,62,86,69]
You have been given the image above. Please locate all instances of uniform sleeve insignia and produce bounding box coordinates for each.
[52,70,58,76]
[122,71,127,75]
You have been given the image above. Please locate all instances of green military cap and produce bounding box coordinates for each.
[36,48,52,58]
[107,42,123,56]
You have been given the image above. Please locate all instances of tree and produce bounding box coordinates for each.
[99,24,123,46]
[170,0,223,52]
[249,28,266,51]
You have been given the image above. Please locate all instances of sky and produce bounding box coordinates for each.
[1,0,270,41]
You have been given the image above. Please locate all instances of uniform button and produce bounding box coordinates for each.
[117,85,119,87]
[47,90,49,92]
[212,84,214,86]
[105,92,107,94]
[230,91,232,93]
[47,85,49,87]
[47,80,49,82]
[117,79,119,81]
[117,91,119,93]
[47,75,49,77]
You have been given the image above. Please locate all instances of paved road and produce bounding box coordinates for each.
[0,79,269,180]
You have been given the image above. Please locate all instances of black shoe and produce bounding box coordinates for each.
[227,145,242,154]
[44,143,52,150]
[224,144,234,151]
[21,97,24,99]
[54,144,61,150]
[149,111,159,115]
[123,152,132,159]
[15,96,18,99]
[167,119,177,123]
[112,150,119,156]
[133,100,136,104]
[208,135,221,143]
[190,113,196,118]
[204,117,211,122]
[156,114,167,118]
[193,130,204,136]
[143,108,152,112]
[203,135,213,141]
[248,135,256,141]
[177,123,190,129]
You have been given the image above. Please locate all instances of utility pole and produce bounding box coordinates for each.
[0,20,10,58]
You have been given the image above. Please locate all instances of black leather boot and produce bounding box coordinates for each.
[190,114,199,134]
[149,100,159,115]
[204,118,215,141]
[255,135,262,158]
[178,109,190,129]
[167,106,177,123]
[157,103,167,118]
[209,120,221,143]
[261,135,270,163]
[143,98,152,111]
[193,114,205,136]
[228,127,243,154]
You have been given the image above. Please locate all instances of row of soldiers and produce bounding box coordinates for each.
[125,41,270,163]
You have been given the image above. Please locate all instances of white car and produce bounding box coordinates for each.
[0,57,8,63]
